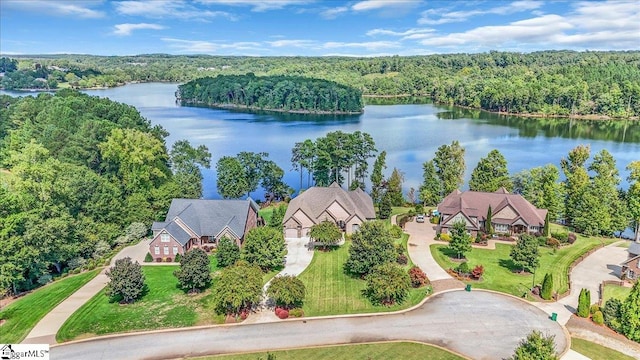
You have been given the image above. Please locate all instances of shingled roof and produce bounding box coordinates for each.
[284,183,375,224]
[154,198,259,245]
[438,188,547,228]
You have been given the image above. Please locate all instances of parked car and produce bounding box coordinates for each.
[416,214,425,223]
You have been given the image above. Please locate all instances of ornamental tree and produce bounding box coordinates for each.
[267,275,306,309]
[448,220,472,259]
[216,236,240,268]
[212,261,263,316]
[576,288,591,318]
[365,263,411,306]
[105,257,146,304]
[174,248,211,293]
[510,234,540,273]
[509,330,558,360]
[540,273,553,300]
[309,220,342,249]
[621,280,640,341]
[242,226,286,271]
[345,220,396,276]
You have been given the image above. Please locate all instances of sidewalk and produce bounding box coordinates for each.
[22,239,151,345]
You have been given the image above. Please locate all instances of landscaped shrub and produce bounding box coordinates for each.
[568,233,577,244]
[365,263,411,306]
[396,254,408,265]
[540,273,553,300]
[592,311,604,325]
[277,309,289,319]
[546,238,560,249]
[456,261,470,275]
[165,257,172,262]
[239,310,248,320]
[430,215,440,224]
[475,233,488,244]
[439,233,451,242]
[577,288,591,318]
[589,304,600,314]
[471,265,484,280]
[551,231,569,243]
[408,266,429,288]
[537,236,548,246]
[289,308,304,318]
[389,224,403,238]
[174,253,181,263]
[155,257,162,263]
[397,214,411,229]
[602,298,623,333]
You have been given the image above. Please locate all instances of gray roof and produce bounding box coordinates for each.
[159,198,259,242]
[164,221,192,246]
[629,241,640,257]
[438,188,547,228]
[284,183,375,224]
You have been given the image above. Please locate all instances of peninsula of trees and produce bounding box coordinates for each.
[176,74,364,114]
[4,50,639,118]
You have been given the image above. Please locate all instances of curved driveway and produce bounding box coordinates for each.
[51,290,568,360]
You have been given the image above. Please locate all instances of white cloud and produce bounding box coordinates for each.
[418,0,542,25]
[366,28,435,40]
[322,41,400,51]
[113,23,165,36]
[162,38,264,53]
[196,0,312,12]
[3,0,104,18]
[351,0,418,12]
[267,39,317,48]
[115,1,236,20]
[320,6,349,19]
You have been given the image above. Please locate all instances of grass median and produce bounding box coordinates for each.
[0,269,100,344]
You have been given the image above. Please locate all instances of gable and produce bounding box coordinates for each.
[443,212,474,227]
[327,200,350,220]
[494,205,518,220]
[292,209,315,228]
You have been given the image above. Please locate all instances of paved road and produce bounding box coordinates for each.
[535,241,628,326]
[23,239,151,345]
[51,290,568,360]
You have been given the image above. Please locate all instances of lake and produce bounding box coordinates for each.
[3,83,640,201]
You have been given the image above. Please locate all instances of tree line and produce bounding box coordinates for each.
[0,90,211,295]
[177,74,364,114]
[415,141,639,238]
[5,51,640,118]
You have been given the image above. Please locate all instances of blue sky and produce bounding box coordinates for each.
[1,0,639,56]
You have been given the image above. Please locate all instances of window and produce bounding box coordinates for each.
[495,224,508,232]
[352,224,360,232]
[164,246,169,255]
[161,234,170,242]
[154,246,159,255]
[630,270,636,279]
[173,246,178,255]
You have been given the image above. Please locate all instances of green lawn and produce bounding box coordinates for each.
[571,337,636,360]
[431,230,617,298]
[258,207,275,224]
[298,241,428,317]
[57,263,222,342]
[602,284,631,303]
[0,269,100,344]
[201,342,464,360]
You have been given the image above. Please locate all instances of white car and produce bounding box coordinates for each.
[416,214,425,223]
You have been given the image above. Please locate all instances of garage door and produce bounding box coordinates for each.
[285,228,299,238]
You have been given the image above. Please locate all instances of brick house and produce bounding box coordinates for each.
[282,182,375,238]
[150,198,259,259]
[621,241,640,281]
[437,188,548,236]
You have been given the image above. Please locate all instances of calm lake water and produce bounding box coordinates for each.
[4,83,640,201]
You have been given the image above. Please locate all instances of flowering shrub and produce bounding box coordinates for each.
[408,266,429,288]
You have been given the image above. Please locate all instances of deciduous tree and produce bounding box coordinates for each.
[216,237,240,268]
[365,263,411,305]
[267,275,306,309]
[212,261,263,316]
[170,140,211,198]
[242,227,286,271]
[509,331,558,360]
[174,248,211,293]
[419,159,442,206]
[216,156,249,199]
[105,257,146,304]
[448,220,472,259]
[309,220,342,249]
[469,149,512,192]
[345,221,396,276]
[386,168,405,206]
[628,161,640,242]
[433,141,465,196]
[621,280,640,341]
[510,234,540,273]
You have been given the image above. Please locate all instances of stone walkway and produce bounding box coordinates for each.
[22,239,151,345]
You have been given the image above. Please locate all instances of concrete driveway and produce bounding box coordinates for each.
[404,219,454,281]
[51,290,568,360]
[535,241,628,325]
[22,239,152,345]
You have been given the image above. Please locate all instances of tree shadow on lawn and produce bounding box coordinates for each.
[436,246,466,261]
[498,258,531,275]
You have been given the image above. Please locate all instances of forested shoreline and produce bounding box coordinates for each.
[177,74,363,114]
[0,90,211,295]
[3,50,640,118]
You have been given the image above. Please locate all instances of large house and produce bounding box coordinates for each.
[437,188,547,236]
[150,198,259,258]
[621,240,640,281]
[283,182,375,238]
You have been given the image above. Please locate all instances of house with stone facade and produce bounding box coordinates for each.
[437,188,547,236]
[150,198,259,259]
[282,182,375,238]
